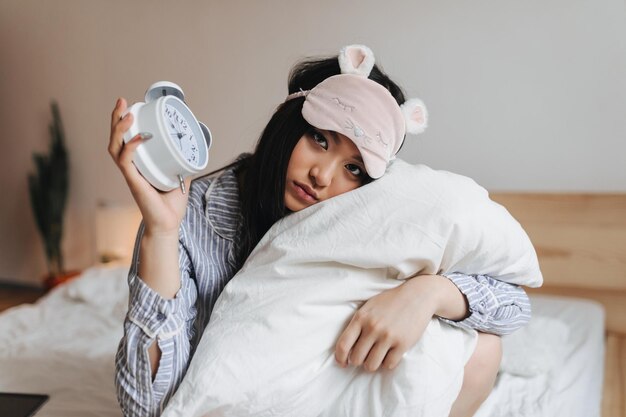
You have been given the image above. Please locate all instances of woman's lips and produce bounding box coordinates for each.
[293,181,318,203]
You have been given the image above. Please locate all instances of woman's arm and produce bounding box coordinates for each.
[335,273,531,371]
[110,98,200,415]
[115,223,199,417]
[139,230,181,377]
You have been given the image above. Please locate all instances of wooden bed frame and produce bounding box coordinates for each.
[491,193,626,417]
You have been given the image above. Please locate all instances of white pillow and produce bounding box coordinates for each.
[162,159,542,417]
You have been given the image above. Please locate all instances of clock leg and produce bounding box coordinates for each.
[178,174,186,194]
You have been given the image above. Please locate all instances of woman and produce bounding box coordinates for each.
[110,45,530,417]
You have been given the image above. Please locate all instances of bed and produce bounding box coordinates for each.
[0,193,623,417]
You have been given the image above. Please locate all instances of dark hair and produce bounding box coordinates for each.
[232,55,407,268]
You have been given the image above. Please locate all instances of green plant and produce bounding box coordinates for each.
[28,101,69,277]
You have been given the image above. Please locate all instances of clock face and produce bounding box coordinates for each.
[163,99,204,167]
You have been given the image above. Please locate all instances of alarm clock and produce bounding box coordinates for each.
[122,81,212,193]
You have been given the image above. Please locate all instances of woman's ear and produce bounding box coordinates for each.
[401,98,428,134]
[339,44,375,77]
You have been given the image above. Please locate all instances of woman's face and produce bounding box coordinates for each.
[285,128,368,212]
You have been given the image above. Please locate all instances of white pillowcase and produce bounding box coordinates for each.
[162,159,542,417]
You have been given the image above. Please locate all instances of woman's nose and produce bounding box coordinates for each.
[310,163,333,187]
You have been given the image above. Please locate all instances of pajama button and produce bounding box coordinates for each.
[156,312,166,321]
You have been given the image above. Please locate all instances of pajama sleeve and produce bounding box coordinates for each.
[441,272,532,335]
[114,222,198,417]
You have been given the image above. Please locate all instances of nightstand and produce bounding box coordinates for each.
[0,282,46,313]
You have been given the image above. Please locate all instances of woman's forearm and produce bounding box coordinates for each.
[403,274,470,321]
[117,223,199,411]
[138,231,182,300]
[137,231,181,378]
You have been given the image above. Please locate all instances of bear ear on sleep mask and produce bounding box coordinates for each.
[284,44,428,179]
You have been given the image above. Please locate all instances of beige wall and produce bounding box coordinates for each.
[1,0,625,285]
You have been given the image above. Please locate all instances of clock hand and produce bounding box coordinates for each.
[168,131,183,149]
[170,132,184,149]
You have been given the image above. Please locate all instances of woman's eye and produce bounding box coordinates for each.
[312,132,328,150]
[345,164,363,177]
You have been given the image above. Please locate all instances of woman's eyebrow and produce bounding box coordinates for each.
[327,130,340,145]
[323,129,364,163]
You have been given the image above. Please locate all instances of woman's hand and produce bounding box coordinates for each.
[108,98,191,237]
[334,274,469,372]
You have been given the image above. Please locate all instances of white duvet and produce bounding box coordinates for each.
[162,159,542,417]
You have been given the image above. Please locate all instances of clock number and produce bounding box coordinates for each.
[164,102,203,167]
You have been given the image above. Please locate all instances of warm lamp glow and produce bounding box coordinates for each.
[95,202,142,265]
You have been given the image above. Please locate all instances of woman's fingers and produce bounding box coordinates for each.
[117,133,156,190]
[108,98,132,158]
[108,112,133,160]
[347,330,379,368]
[336,317,398,372]
[110,97,127,127]
[363,341,393,372]
[335,278,443,373]
[118,133,145,166]
[336,310,394,369]
[335,318,362,367]
[381,346,404,370]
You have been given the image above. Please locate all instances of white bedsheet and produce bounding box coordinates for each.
[0,266,129,417]
[475,295,605,417]
[0,267,605,417]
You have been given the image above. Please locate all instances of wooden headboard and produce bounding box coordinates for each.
[491,193,626,334]
[491,193,626,417]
